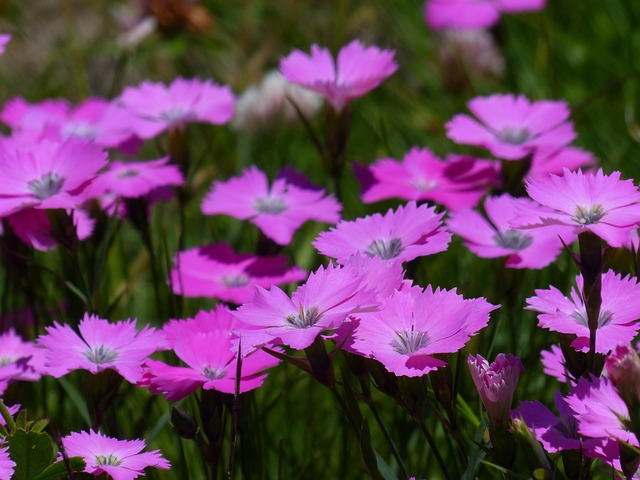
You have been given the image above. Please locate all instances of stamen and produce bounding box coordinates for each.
[390,328,429,355]
[365,238,404,260]
[255,197,288,214]
[201,366,226,380]
[574,205,605,225]
[285,306,321,329]
[493,229,533,250]
[95,454,122,466]
[83,345,118,365]
[28,172,64,200]
[497,128,531,145]
[221,274,250,287]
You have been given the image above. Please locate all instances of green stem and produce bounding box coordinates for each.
[0,399,15,432]
[414,415,453,480]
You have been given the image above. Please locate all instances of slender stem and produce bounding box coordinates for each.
[414,415,453,480]
[367,401,409,480]
[0,399,15,432]
[578,231,602,374]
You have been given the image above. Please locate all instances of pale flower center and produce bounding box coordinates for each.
[497,128,531,145]
[409,177,438,192]
[221,273,250,287]
[28,172,65,200]
[201,365,226,380]
[390,328,429,355]
[64,123,97,140]
[493,229,533,250]
[574,205,605,225]
[255,196,288,215]
[0,357,17,367]
[159,107,188,123]
[117,169,139,178]
[285,306,321,329]
[365,238,404,260]
[571,309,613,328]
[83,345,119,365]
[95,454,123,467]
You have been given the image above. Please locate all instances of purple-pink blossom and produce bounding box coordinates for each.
[0,445,14,480]
[0,34,10,55]
[424,0,547,30]
[117,77,234,139]
[348,287,496,377]
[169,242,307,304]
[526,270,640,354]
[357,147,499,209]
[313,201,451,264]
[202,166,341,246]
[526,147,596,182]
[280,39,397,111]
[61,430,170,480]
[447,194,575,269]
[0,329,46,394]
[38,313,165,384]
[469,353,524,428]
[446,94,575,160]
[513,168,640,248]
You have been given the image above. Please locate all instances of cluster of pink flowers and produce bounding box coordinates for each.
[424,0,547,30]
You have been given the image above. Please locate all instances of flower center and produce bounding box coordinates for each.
[63,123,97,140]
[493,229,533,250]
[117,169,139,178]
[574,205,605,225]
[95,454,123,467]
[255,196,288,215]
[571,309,613,328]
[221,273,250,287]
[28,172,64,200]
[0,357,17,367]
[159,107,187,123]
[201,365,226,380]
[390,329,429,355]
[365,238,404,260]
[285,306,321,329]
[83,345,119,365]
[409,178,438,192]
[497,128,531,145]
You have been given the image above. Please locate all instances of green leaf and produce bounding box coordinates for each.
[462,418,488,480]
[8,430,54,480]
[15,410,28,431]
[34,457,86,480]
[57,377,91,426]
[30,420,48,434]
[359,419,382,480]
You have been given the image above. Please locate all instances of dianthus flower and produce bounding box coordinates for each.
[233,262,378,351]
[117,77,234,139]
[0,329,45,394]
[0,35,10,55]
[446,94,575,160]
[357,147,498,209]
[169,242,307,304]
[0,445,14,480]
[513,168,640,247]
[313,201,450,264]
[540,345,572,384]
[526,271,640,354]
[526,146,596,182]
[202,166,341,245]
[424,0,546,30]
[61,430,169,480]
[349,287,496,377]
[280,39,397,111]
[38,314,165,384]
[447,194,575,269]
[0,137,107,217]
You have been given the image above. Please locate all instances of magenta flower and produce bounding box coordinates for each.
[313,201,450,264]
[280,39,397,111]
[202,166,341,245]
[0,329,46,394]
[424,0,546,30]
[0,445,14,480]
[38,314,165,384]
[89,157,184,199]
[447,194,575,269]
[117,77,234,139]
[540,345,572,384]
[161,306,244,348]
[0,137,107,217]
[233,262,377,351]
[514,391,600,454]
[61,430,169,480]
[513,168,640,248]
[0,34,10,55]
[527,271,640,354]
[169,242,307,304]
[349,287,496,377]
[357,147,499,209]
[526,146,596,182]
[446,94,575,160]
[469,353,524,428]
[565,376,637,446]
[7,208,94,251]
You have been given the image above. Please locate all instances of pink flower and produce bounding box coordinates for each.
[314,201,451,264]
[540,345,572,384]
[0,35,10,55]
[117,77,234,139]
[233,262,377,351]
[526,147,596,182]
[357,147,499,209]
[514,391,600,454]
[0,329,46,394]
[280,39,397,111]
[513,168,640,248]
[89,157,184,198]
[0,445,14,480]
[169,242,307,304]
[469,353,524,428]
[565,376,637,446]
[349,287,496,377]
[446,94,575,160]
[447,194,575,269]
[161,306,244,348]
[526,271,640,354]
[424,0,546,30]
[0,137,107,217]
[61,430,169,480]
[38,314,165,384]
[202,166,341,246]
